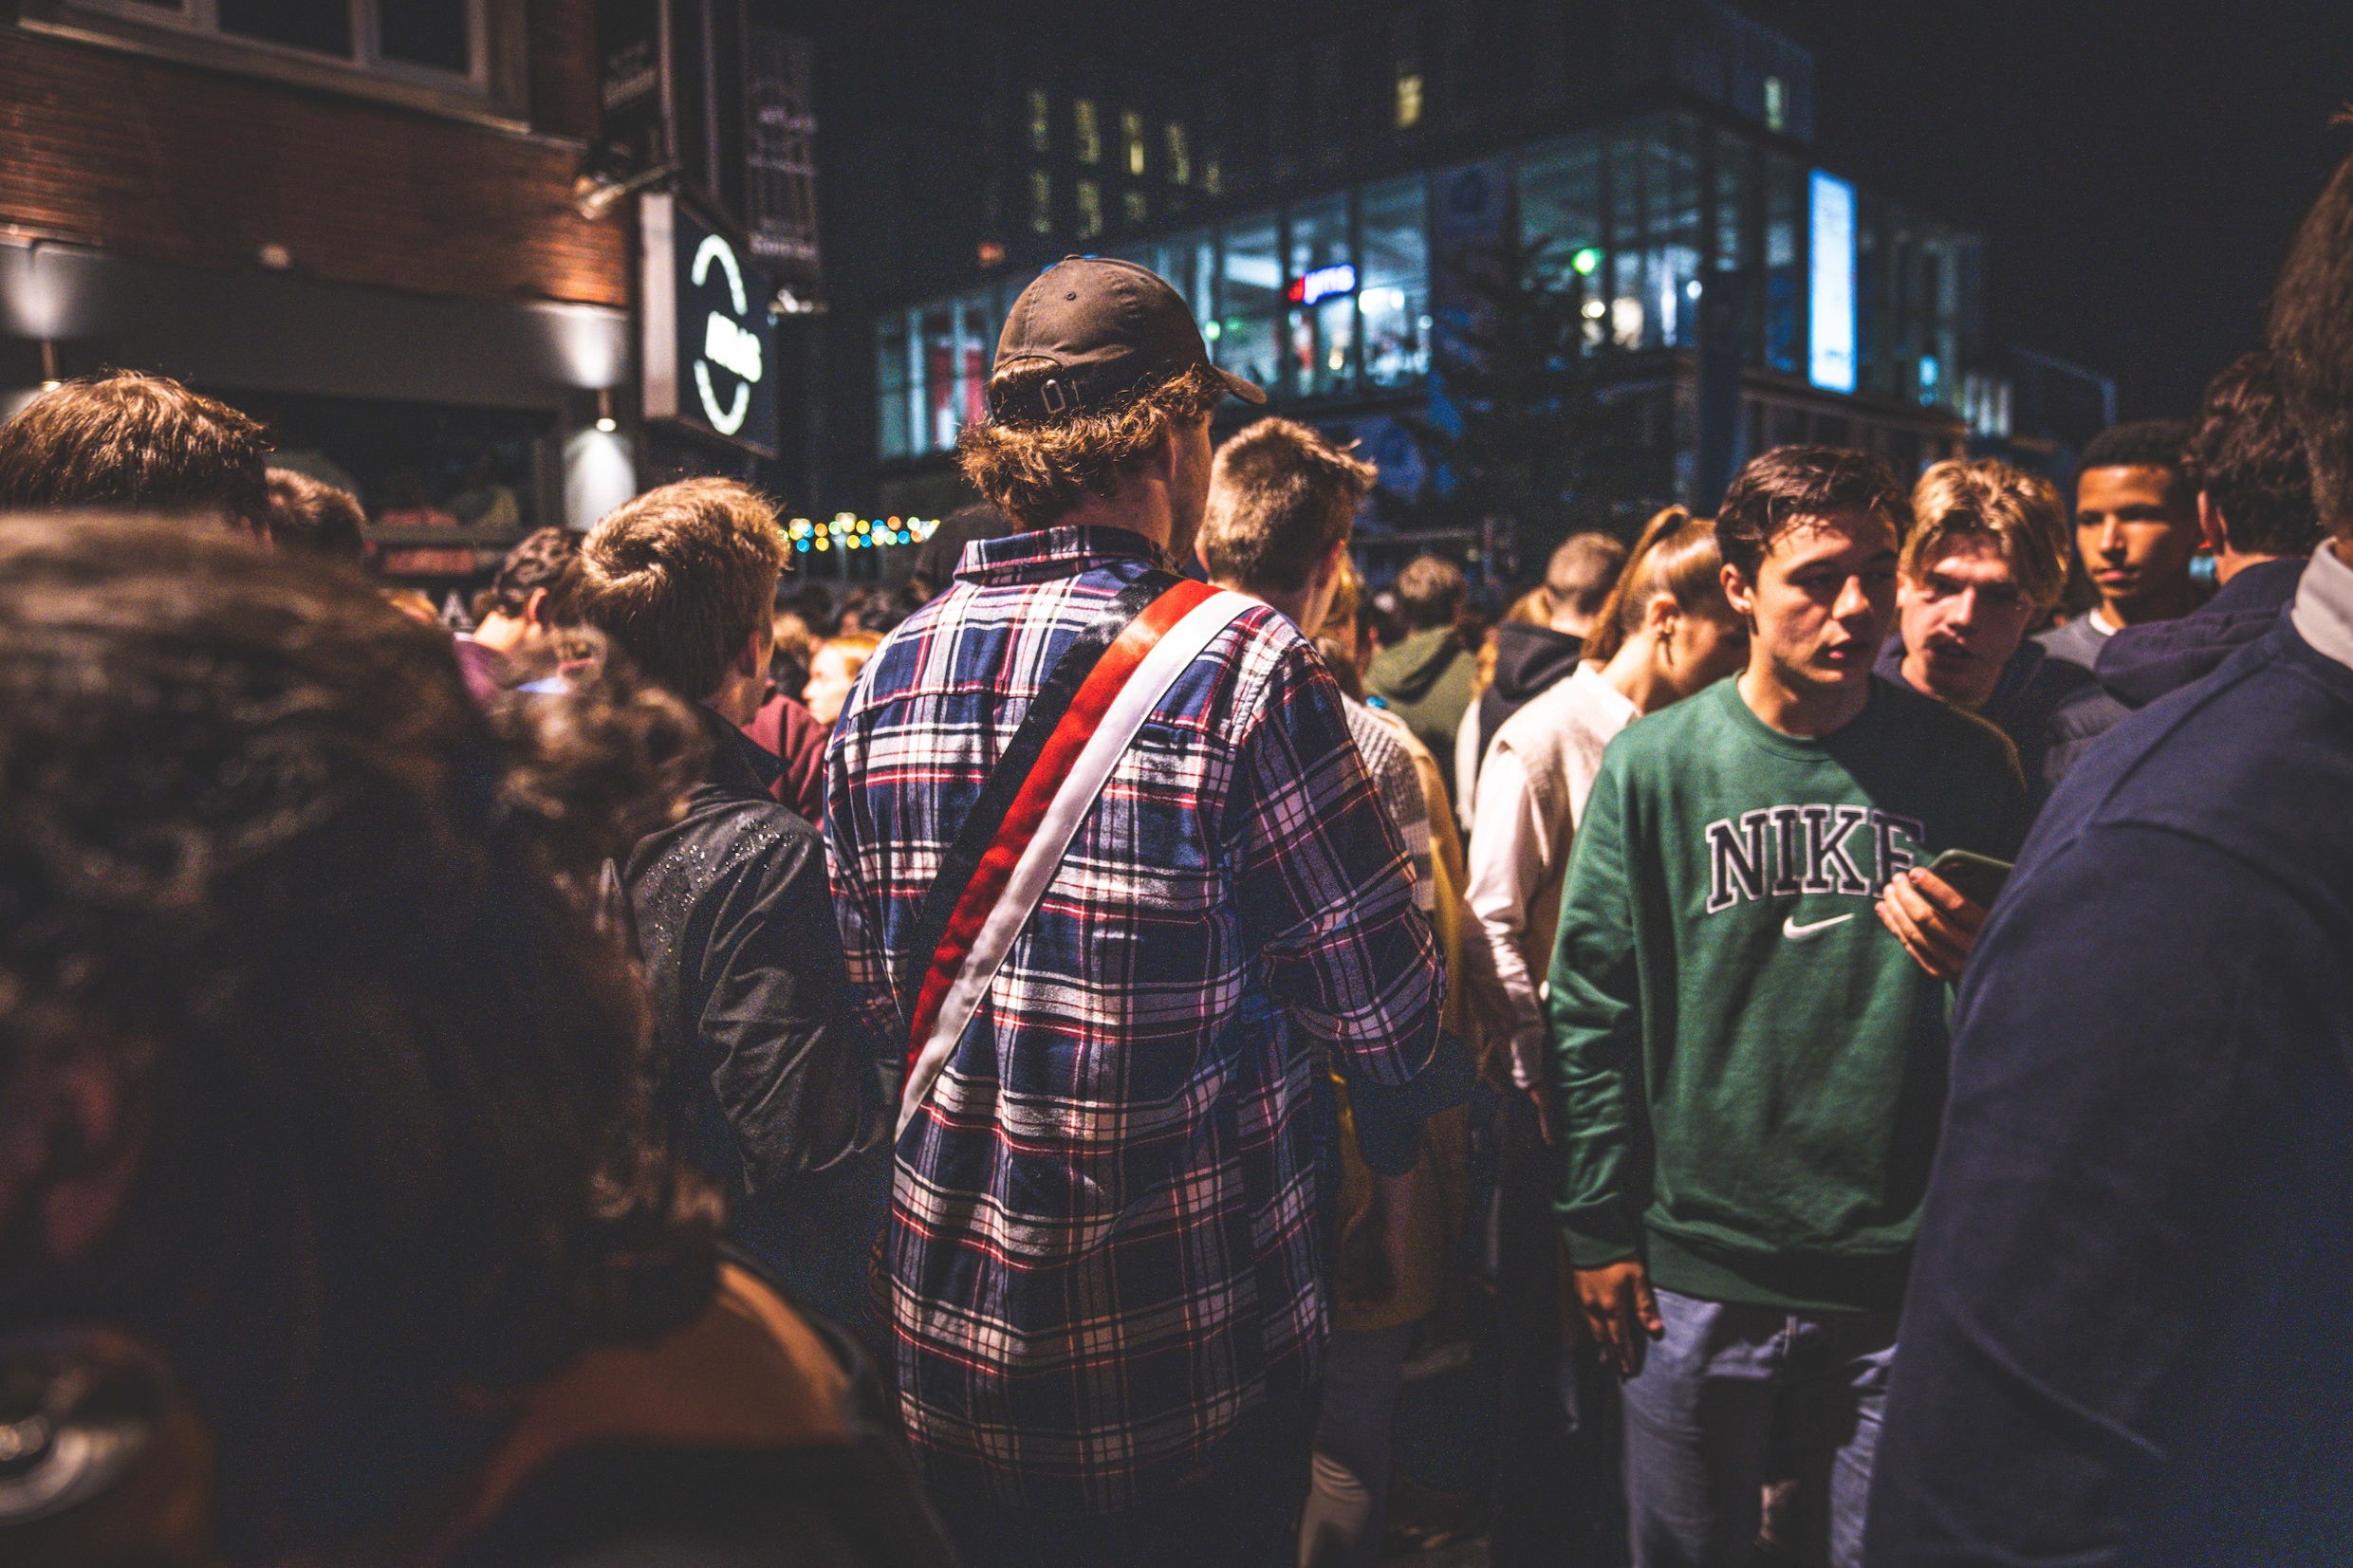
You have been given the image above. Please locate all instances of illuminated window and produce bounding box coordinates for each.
[1028,170,1053,234]
[1395,68,1423,130]
[1077,180,1103,238]
[1122,110,1146,176]
[1203,152,1222,196]
[1026,87,1051,153]
[1164,122,1191,185]
[1362,175,1429,387]
[1074,100,1101,164]
[1764,76,1787,134]
[1124,190,1148,227]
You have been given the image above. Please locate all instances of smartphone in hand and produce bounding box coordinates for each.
[1923,848,2013,909]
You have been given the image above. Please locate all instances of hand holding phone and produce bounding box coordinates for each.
[1922,849,2013,909]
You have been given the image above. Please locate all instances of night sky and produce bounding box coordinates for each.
[990,0,2353,422]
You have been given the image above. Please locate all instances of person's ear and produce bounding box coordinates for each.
[732,630,763,681]
[2197,491,2231,557]
[0,1061,145,1266]
[522,586,550,630]
[1719,562,1755,618]
[1195,534,1214,575]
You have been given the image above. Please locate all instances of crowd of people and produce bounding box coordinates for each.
[4,152,2353,1568]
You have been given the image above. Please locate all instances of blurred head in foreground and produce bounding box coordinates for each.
[0,514,711,1559]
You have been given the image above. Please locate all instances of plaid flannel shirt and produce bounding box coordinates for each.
[824,526,1442,1512]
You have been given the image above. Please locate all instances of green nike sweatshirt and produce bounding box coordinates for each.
[1547,674,2029,1314]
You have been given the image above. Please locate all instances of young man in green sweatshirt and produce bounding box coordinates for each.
[1547,446,2028,1568]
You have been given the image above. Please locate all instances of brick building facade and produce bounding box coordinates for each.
[1,0,641,574]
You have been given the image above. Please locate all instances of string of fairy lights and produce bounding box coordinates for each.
[785,514,940,553]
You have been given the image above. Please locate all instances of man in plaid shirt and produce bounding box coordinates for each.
[825,258,1448,1565]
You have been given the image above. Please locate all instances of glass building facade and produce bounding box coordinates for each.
[874,108,1982,476]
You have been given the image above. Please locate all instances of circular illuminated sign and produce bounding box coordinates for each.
[639,193,778,455]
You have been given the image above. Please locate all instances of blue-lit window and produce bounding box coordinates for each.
[1219,213,1284,393]
[1807,171,1857,393]
[1360,177,1427,387]
[876,314,912,459]
[1288,195,1353,397]
[1764,154,1803,375]
[1519,137,1602,272]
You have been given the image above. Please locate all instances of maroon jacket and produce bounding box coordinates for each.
[745,692,828,823]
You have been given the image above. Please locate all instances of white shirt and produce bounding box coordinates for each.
[2291,538,2353,670]
[1464,664,1641,1088]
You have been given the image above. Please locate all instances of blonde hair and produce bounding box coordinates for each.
[1904,458,2068,614]
[1584,506,1731,664]
[818,630,881,680]
[1317,558,1362,639]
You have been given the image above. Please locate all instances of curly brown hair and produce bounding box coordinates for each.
[957,361,1227,528]
[0,371,270,530]
[0,515,715,1557]
[2185,351,2322,560]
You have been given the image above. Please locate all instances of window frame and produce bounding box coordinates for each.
[21,0,528,133]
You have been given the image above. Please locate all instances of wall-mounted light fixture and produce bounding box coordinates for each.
[38,340,59,392]
[595,387,618,434]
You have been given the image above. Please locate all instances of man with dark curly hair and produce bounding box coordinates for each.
[826,258,1453,1565]
[0,514,949,1567]
[2044,351,2324,780]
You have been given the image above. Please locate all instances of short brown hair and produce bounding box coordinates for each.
[0,371,269,528]
[576,479,788,698]
[1715,446,1913,581]
[2272,151,2353,537]
[264,468,366,563]
[1198,417,1375,594]
[1903,459,2068,614]
[1546,532,1630,619]
[958,361,1227,527]
[1585,506,1732,663]
[1395,554,1468,630]
[488,526,584,622]
[2186,351,2322,559]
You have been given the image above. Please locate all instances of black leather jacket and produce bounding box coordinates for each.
[625,709,893,1328]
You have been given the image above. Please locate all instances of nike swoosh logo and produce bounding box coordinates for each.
[1782,913,1855,940]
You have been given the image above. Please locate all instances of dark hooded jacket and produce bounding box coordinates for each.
[1365,626,1478,798]
[1873,631,2093,819]
[2043,556,2307,785]
[1472,621,1584,773]
[625,709,893,1331]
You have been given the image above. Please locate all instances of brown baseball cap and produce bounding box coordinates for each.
[990,255,1267,420]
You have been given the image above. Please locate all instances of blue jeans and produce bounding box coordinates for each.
[1619,1287,1896,1568]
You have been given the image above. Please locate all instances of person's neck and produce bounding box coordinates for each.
[1215,578,1313,631]
[703,674,764,729]
[1738,655,1871,738]
[1603,635,1675,714]
[471,614,528,655]
[2214,548,2288,586]
[2103,577,2194,627]
[1051,491,1173,558]
[1899,643,1996,712]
